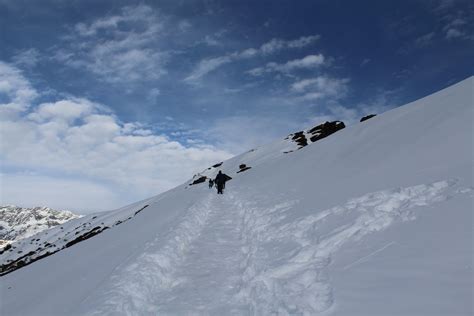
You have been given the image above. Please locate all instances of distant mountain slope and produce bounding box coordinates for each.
[0,206,80,246]
[0,77,472,316]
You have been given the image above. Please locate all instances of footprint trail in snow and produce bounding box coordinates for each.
[154,193,249,314]
[85,179,470,315]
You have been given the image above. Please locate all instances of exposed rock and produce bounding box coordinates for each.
[134,205,148,216]
[292,131,308,147]
[0,240,11,249]
[212,162,223,168]
[284,121,345,153]
[65,226,109,248]
[190,176,207,185]
[360,114,377,122]
[237,164,252,173]
[308,121,345,142]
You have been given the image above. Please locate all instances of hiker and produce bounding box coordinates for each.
[214,170,232,194]
[208,178,214,188]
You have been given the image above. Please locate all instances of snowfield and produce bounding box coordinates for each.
[0,77,472,315]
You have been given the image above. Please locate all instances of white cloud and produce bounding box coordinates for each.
[291,76,347,93]
[178,20,192,32]
[27,99,97,123]
[201,29,228,46]
[275,54,325,71]
[247,54,326,76]
[238,48,259,58]
[184,56,232,82]
[245,67,265,76]
[55,5,169,83]
[259,39,286,55]
[445,28,464,39]
[203,35,220,46]
[74,5,157,37]
[290,76,350,101]
[185,35,320,82]
[0,62,38,118]
[260,35,320,54]
[300,92,324,100]
[0,63,233,211]
[433,0,456,12]
[12,48,41,68]
[0,173,127,213]
[287,35,321,48]
[360,58,371,67]
[436,7,473,41]
[442,18,467,39]
[415,32,436,46]
[147,88,161,101]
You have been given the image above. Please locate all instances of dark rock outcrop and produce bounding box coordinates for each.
[284,120,345,153]
[308,121,345,142]
[292,132,308,147]
[360,114,377,122]
[190,176,207,185]
[65,226,109,248]
[237,164,252,173]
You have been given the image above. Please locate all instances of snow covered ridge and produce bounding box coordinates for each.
[0,202,150,275]
[0,205,80,246]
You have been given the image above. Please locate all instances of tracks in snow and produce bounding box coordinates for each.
[154,193,249,314]
[85,179,470,315]
[86,192,251,315]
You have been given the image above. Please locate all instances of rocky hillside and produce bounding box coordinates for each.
[0,206,80,246]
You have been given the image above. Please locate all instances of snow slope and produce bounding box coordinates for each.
[0,77,472,315]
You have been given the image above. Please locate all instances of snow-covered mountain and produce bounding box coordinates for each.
[0,205,80,247]
[0,77,472,315]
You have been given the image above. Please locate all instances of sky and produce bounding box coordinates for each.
[0,0,472,213]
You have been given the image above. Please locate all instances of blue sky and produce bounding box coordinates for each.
[0,0,472,212]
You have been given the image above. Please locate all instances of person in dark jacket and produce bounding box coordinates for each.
[208,178,214,189]
[214,170,232,194]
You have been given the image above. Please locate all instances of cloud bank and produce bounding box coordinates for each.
[0,62,232,212]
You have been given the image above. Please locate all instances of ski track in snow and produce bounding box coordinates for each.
[85,179,468,315]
